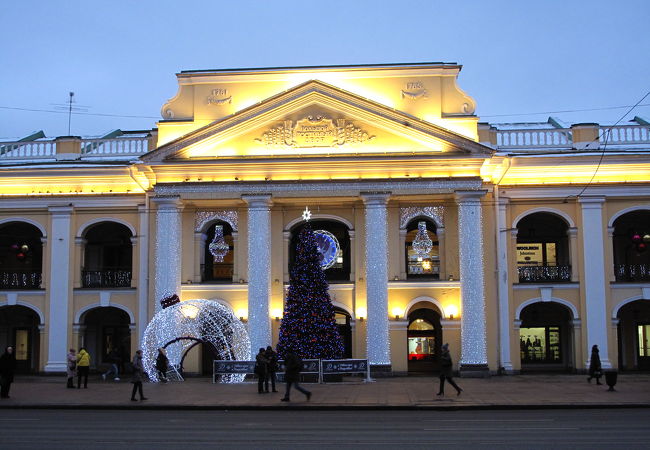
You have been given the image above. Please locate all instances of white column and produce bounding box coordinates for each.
[193,231,204,283]
[152,196,183,313]
[456,190,488,374]
[282,231,290,282]
[579,196,611,368]
[568,227,579,282]
[496,197,513,372]
[437,227,446,280]
[398,228,407,279]
[348,230,356,282]
[137,204,150,344]
[44,206,73,372]
[243,195,272,355]
[361,192,391,366]
[231,231,240,283]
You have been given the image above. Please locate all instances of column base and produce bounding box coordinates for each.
[459,363,490,378]
[44,361,68,373]
[369,364,392,377]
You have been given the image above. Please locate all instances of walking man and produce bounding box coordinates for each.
[265,346,279,393]
[130,349,147,401]
[0,346,16,399]
[281,351,311,402]
[437,343,462,397]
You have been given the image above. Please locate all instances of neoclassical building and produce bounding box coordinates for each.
[0,62,648,375]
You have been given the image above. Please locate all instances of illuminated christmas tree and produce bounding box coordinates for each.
[277,223,344,360]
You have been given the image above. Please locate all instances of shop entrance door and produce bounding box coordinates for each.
[637,324,650,370]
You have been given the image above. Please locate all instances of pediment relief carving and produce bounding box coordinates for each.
[255,116,375,148]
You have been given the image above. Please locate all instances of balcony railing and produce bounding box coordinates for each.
[497,128,573,149]
[614,264,650,282]
[518,265,572,283]
[0,270,42,289]
[0,137,149,161]
[200,264,234,282]
[82,269,132,288]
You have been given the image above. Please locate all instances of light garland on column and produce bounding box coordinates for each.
[457,192,488,366]
[142,298,250,383]
[154,199,182,313]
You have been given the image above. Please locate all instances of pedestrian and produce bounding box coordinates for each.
[102,348,120,381]
[587,344,603,385]
[265,346,279,393]
[130,349,147,401]
[155,348,169,382]
[76,347,91,389]
[66,348,76,388]
[281,351,311,402]
[254,347,269,394]
[0,346,16,399]
[437,343,462,397]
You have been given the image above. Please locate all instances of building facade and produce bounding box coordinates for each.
[0,63,649,375]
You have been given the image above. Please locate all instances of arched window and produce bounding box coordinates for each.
[202,221,234,282]
[405,218,439,279]
[81,307,131,369]
[83,222,133,288]
[519,302,572,370]
[617,299,650,370]
[289,220,350,282]
[0,305,41,372]
[0,222,43,289]
[516,213,570,283]
[612,210,650,282]
[407,307,442,373]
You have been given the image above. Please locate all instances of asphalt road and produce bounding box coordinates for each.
[0,409,648,449]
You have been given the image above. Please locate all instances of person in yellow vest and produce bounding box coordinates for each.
[76,347,91,389]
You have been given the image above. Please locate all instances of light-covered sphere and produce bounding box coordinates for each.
[142,299,250,383]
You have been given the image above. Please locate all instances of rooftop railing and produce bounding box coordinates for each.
[0,136,149,161]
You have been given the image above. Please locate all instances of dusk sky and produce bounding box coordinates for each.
[2,0,648,139]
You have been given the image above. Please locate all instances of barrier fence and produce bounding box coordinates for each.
[213,358,371,383]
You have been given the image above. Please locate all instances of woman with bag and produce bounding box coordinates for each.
[587,345,603,385]
[66,348,76,388]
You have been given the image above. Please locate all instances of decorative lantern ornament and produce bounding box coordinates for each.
[632,234,642,243]
[412,221,433,258]
[643,234,650,243]
[209,225,229,262]
[21,244,29,253]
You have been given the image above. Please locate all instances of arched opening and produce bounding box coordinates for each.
[0,305,40,373]
[82,222,133,288]
[617,299,650,370]
[80,307,131,372]
[334,307,352,358]
[290,220,350,282]
[405,218,439,280]
[519,302,573,371]
[612,210,650,282]
[202,221,234,283]
[407,305,442,373]
[0,222,43,289]
[516,212,570,283]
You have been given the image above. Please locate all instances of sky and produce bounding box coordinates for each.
[1,0,649,140]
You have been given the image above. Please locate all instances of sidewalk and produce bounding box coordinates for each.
[1,374,648,410]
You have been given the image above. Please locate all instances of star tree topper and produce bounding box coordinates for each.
[302,206,312,222]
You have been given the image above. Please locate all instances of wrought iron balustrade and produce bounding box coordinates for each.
[0,270,42,289]
[614,264,650,282]
[82,269,132,288]
[518,265,571,283]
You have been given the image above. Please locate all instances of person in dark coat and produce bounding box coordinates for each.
[130,350,147,401]
[0,346,16,399]
[280,351,311,402]
[587,344,603,385]
[437,343,462,396]
[265,346,279,393]
[254,347,269,394]
[155,348,169,383]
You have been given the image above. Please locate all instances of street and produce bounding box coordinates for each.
[0,409,648,449]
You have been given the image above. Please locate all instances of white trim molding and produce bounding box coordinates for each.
[512,207,576,229]
[515,297,579,320]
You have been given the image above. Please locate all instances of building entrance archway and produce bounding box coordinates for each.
[407,307,442,373]
[617,299,650,370]
[80,307,131,372]
[519,302,573,372]
[0,305,40,373]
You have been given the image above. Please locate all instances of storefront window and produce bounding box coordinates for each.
[638,324,650,357]
[516,242,557,267]
[408,319,435,361]
[520,326,561,363]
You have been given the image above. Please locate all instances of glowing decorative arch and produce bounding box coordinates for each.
[195,210,238,233]
[0,301,45,325]
[399,206,444,229]
[77,217,136,238]
[512,207,575,229]
[0,218,46,238]
[404,296,445,319]
[75,303,136,324]
[142,299,250,383]
[285,213,353,231]
[515,297,579,320]
[612,296,650,318]
[608,206,650,228]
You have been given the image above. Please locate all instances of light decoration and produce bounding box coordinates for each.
[154,197,182,313]
[194,210,238,233]
[445,304,459,320]
[412,221,433,258]
[208,224,229,262]
[456,191,487,367]
[399,206,444,229]
[142,298,250,383]
[421,259,432,271]
[313,230,341,270]
[362,193,391,365]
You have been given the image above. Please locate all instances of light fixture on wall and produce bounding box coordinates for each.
[391,307,402,320]
[446,304,459,320]
[356,307,367,321]
[271,308,283,321]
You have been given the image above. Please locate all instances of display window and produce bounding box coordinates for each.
[519,326,561,363]
[638,324,650,358]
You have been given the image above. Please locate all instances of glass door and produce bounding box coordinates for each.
[638,324,650,370]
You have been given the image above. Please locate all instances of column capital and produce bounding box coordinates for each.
[454,189,487,203]
[578,196,606,207]
[74,237,86,245]
[348,230,356,239]
[607,226,615,237]
[360,191,391,206]
[498,196,510,207]
[48,205,74,215]
[567,227,578,237]
[242,194,272,208]
[151,195,183,209]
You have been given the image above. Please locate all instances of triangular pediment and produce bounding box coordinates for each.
[141,80,492,162]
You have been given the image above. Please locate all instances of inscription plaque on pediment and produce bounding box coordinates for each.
[255,116,374,148]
